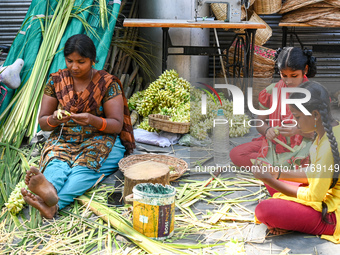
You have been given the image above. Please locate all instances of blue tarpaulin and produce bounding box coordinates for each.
[0,0,121,114]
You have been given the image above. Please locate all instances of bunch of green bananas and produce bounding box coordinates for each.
[190,88,250,140]
[128,70,250,139]
[128,91,145,110]
[129,70,191,118]
[168,102,190,123]
[138,117,157,132]
[5,181,28,215]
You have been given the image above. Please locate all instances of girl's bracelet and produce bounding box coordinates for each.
[277,168,282,180]
[264,127,271,136]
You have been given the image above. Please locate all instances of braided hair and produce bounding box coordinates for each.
[290,81,340,223]
[274,47,317,77]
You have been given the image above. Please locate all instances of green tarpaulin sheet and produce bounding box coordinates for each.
[0,0,121,114]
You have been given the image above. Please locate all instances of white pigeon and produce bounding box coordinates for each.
[0,59,24,89]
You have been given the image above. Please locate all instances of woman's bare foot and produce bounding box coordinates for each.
[24,166,58,207]
[267,227,289,236]
[21,188,57,219]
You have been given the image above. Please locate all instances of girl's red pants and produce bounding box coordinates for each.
[256,182,336,235]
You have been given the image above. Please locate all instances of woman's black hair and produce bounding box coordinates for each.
[274,47,317,78]
[64,34,96,63]
[290,81,339,223]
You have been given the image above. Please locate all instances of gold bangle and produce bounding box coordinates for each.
[47,116,58,128]
[99,117,107,131]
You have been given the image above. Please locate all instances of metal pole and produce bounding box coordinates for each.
[213,28,230,95]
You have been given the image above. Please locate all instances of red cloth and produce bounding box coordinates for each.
[229,140,262,167]
[264,182,301,197]
[255,182,336,236]
[258,77,307,123]
[230,77,310,168]
[256,199,336,236]
[256,76,309,155]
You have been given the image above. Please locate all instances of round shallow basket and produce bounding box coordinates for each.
[119,154,188,182]
[148,114,190,134]
[253,0,281,14]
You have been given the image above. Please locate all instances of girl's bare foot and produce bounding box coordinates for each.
[267,227,289,236]
[21,188,57,219]
[24,166,58,207]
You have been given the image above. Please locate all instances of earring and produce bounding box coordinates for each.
[314,118,317,128]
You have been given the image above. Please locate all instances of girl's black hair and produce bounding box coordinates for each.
[290,81,339,224]
[274,47,317,78]
[64,34,96,63]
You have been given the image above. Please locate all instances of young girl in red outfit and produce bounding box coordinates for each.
[230,47,317,168]
[253,81,340,243]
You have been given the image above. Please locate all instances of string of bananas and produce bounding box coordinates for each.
[5,181,28,215]
[190,88,250,140]
[128,70,250,140]
[128,70,191,131]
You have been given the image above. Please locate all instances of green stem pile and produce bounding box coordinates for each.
[0,143,39,212]
[78,195,188,254]
[0,170,266,254]
[175,174,264,223]
[0,0,76,145]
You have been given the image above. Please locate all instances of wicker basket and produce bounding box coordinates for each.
[226,44,275,78]
[327,0,340,8]
[211,3,247,24]
[308,3,334,8]
[253,0,282,14]
[253,44,276,63]
[307,18,340,27]
[281,7,334,23]
[248,11,272,45]
[148,114,190,134]
[210,0,255,20]
[279,0,322,14]
[232,10,272,45]
[118,154,188,181]
[211,3,272,45]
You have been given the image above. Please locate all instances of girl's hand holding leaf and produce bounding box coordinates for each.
[265,127,278,141]
[251,164,274,181]
[277,126,298,137]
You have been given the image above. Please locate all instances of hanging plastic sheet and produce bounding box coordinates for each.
[0,0,121,114]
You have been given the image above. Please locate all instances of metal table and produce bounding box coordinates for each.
[123,18,266,95]
[280,22,340,53]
